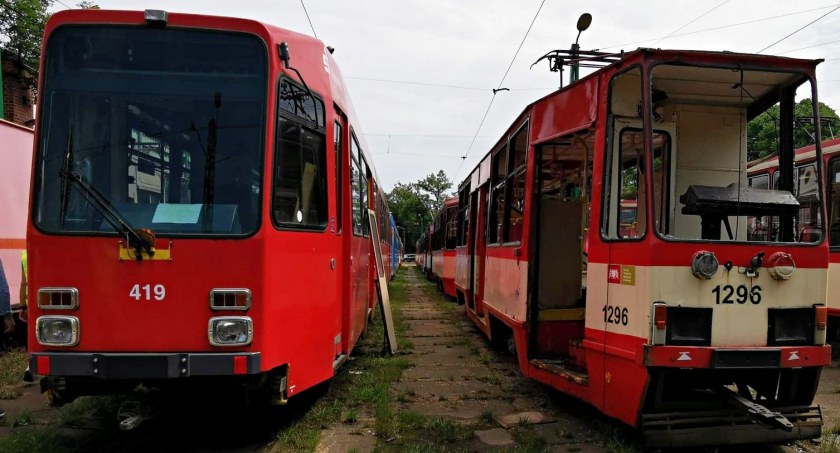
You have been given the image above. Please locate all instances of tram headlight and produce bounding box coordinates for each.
[766,252,796,280]
[36,316,79,346]
[691,251,718,280]
[209,317,253,346]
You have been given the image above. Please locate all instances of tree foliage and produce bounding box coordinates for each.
[0,0,52,79]
[747,98,839,161]
[387,171,453,252]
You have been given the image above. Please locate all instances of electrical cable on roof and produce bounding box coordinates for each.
[757,4,840,53]
[776,38,840,55]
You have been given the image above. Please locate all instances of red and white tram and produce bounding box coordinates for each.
[430,196,458,298]
[26,9,392,405]
[454,48,830,447]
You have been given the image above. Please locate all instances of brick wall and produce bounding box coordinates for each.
[1,57,35,127]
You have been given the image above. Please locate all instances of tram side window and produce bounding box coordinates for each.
[273,109,328,229]
[488,145,508,244]
[651,132,672,235]
[446,205,458,249]
[361,157,370,237]
[507,125,528,243]
[457,185,470,247]
[830,159,840,246]
[334,120,343,232]
[603,67,646,240]
[351,135,363,236]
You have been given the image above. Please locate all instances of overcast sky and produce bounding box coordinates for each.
[50,0,840,192]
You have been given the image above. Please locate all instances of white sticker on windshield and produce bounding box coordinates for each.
[152,203,202,224]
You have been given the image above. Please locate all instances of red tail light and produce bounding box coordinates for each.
[655,304,667,330]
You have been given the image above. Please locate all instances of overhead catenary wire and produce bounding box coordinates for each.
[598,4,840,51]
[345,76,554,92]
[300,0,318,39]
[453,0,547,182]
[650,0,731,47]
[757,4,840,53]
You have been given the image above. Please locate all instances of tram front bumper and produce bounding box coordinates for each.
[29,352,261,379]
[643,345,831,368]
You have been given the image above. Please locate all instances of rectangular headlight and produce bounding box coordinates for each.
[208,317,253,346]
[37,288,79,310]
[36,316,80,346]
[768,308,813,346]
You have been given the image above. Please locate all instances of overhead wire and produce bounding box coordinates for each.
[598,4,840,51]
[650,0,730,47]
[452,0,547,182]
[345,76,555,92]
[757,4,840,53]
[300,0,318,39]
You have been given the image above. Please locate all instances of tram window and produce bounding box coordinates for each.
[360,157,369,237]
[603,129,647,240]
[749,174,769,190]
[493,145,508,181]
[652,132,672,235]
[351,136,363,236]
[829,159,840,247]
[508,169,526,243]
[446,205,458,250]
[334,120,343,232]
[273,116,328,229]
[511,126,528,171]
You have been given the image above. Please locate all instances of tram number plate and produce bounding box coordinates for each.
[712,284,761,305]
[602,305,628,326]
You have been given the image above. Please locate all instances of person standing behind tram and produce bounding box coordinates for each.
[0,258,15,418]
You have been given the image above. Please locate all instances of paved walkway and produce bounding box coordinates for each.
[318,267,606,452]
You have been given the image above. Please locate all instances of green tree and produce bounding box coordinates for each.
[747,98,839,161]
[0,0,53,83]
[387,171,453,252]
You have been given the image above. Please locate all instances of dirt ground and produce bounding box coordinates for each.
[1,265,838,452]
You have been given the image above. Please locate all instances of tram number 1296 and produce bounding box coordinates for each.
[602,305,629,326]
[713,284,761,305]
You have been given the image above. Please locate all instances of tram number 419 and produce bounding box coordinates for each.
[129,284,166,301]
[602,305,629,326]
[713,284,761,305]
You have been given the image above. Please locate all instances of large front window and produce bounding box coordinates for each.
[603,63,821,244]
[35,26,267,236]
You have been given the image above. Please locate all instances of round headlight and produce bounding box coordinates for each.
[691,251,718,280]
[767,252,795,280]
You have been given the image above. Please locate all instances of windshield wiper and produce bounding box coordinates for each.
[58,134,155,260]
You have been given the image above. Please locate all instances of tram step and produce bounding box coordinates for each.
[529,358,588,385]
[568,339,587,368]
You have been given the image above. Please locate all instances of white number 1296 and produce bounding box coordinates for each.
[130,284,166,301]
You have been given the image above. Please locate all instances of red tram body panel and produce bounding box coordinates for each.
[26,9,393,405]
[430,196,458,298]
[449,49,830,447]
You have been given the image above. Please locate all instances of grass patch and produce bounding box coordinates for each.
[819,433,840,453]
[0,351,28,387]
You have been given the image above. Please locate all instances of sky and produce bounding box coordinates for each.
[47,0,840,192]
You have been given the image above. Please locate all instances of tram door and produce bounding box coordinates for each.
[471,185,489,317]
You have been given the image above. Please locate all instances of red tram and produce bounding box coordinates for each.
[451,48,831,447]
[748,138,840,338]
[26,9,394,405]
[430,196,458,298]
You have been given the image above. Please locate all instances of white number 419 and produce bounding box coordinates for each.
[130,284,166,301]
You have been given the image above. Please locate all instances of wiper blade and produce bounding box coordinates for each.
[59,170,155,260]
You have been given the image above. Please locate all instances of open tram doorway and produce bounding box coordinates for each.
[528,129,595,371]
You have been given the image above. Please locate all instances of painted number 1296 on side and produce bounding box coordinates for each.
[130,284,166,301]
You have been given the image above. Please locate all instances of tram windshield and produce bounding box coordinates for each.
[34,26,267,236]
[604,63,820,244]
